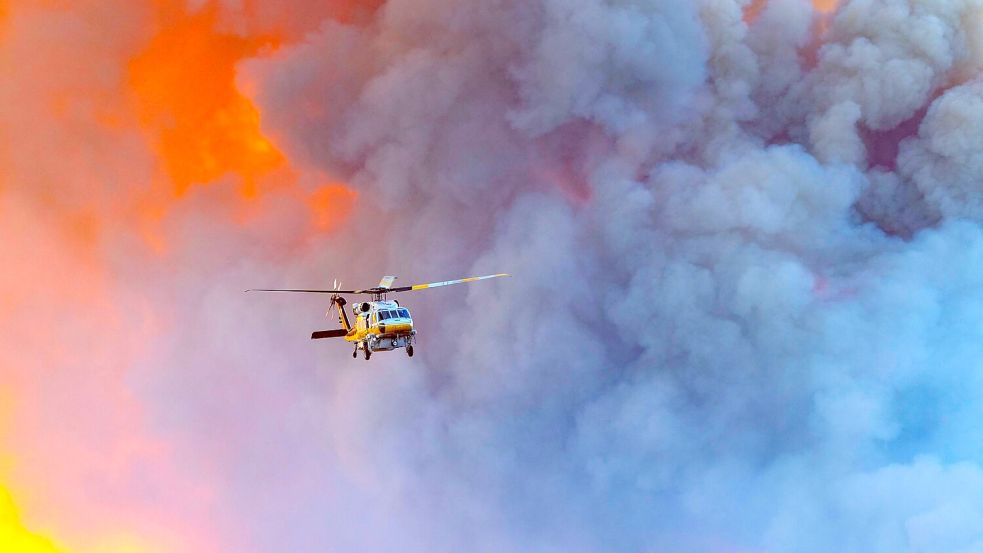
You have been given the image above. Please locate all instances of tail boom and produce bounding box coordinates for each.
[331,295,352,331]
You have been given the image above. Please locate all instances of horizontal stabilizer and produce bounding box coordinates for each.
[311,329,348,340]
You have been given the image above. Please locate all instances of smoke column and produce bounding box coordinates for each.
[4,0,983,551]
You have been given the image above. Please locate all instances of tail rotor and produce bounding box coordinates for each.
[326,279,346,318]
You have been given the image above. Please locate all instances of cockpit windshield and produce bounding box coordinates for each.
[376,308,409,321]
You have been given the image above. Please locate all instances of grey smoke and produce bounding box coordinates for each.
[121,0,983,551]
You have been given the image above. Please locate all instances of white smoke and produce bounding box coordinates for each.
[900,77,983,220]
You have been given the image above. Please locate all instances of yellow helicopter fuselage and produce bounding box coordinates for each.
[338,300,416,353]
[249,273,510,360]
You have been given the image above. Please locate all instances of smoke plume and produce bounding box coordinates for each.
[4,0,983,552]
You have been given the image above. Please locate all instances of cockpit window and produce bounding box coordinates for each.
[377,309,409,320]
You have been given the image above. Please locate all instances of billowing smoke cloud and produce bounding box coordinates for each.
[6,0,983,552]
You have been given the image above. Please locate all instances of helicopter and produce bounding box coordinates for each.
[247,273,510,360]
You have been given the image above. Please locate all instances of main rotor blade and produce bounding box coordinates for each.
[246,288,363,294]
[248,273,510,295]
[388,273,511,293]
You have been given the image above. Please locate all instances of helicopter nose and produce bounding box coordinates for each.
[384,322,413,333]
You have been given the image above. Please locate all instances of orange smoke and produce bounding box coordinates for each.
[0,1,371,551]
[127,1,360,246]
[309,184,359,232]
[745,0,838,23]
[129,3,284,197]
[743,0,767,24]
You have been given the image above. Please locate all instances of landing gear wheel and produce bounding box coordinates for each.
[364,347,371,361]
[406,345,414,357]
[352,349,357,358]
